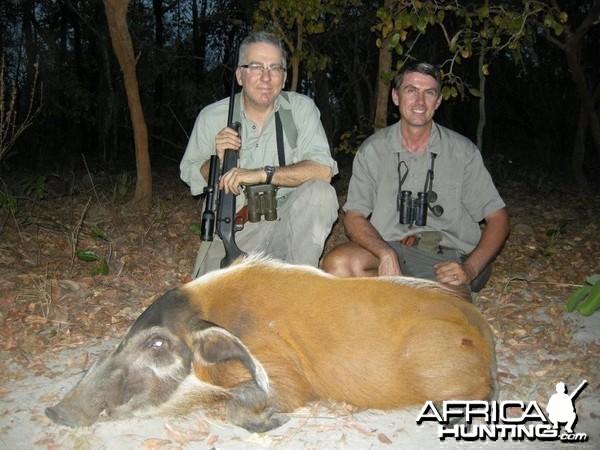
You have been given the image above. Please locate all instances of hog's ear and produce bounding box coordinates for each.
[191,320,269,394]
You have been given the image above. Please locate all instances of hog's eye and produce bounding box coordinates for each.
[150,338,165,349]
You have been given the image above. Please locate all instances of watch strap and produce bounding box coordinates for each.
[264,166,275,184]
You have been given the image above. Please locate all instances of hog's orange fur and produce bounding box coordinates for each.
[181,256,497,413]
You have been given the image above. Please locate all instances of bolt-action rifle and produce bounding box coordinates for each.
[197,45,246,272]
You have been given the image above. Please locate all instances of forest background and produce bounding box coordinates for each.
[1,2,600,446]
[0,0,599,214]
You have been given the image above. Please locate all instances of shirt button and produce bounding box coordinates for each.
[252,125,256,130]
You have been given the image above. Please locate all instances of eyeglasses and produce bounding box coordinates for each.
[240,64,287,76]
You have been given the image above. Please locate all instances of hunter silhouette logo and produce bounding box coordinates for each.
[546,380,587,434]
[416,379,589,442]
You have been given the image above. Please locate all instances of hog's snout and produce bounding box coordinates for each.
[45,358,127,428]
[45,403,98,428]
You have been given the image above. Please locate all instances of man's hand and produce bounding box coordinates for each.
[434,261,471,286]
[215,126,241,160]
[434,207,509,288]
[220,167,265,195]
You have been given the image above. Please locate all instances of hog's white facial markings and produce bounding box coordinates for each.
[122,326,191,382]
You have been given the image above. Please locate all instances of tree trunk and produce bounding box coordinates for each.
[103,0,152,213]
[271,7,302,92]
[476,47,487,152]
[152,0,164,152]
[192,0,208,84]
[97,15,118,165]
[313,71,333,146]
[374,45,392,129]
[563,43,600,160]
[572,80,599,188]
[374,0,395,129]
[289,15,304,92]
[572,105,588,188]
[547,0,600,183]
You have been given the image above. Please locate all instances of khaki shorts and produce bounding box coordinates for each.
[387,241,491,292]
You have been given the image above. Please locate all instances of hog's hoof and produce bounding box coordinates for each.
[228,406,290,432]
[45,406,77,428]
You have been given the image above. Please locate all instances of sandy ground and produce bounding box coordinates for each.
[1,173,599,449]
[2,308,598,449]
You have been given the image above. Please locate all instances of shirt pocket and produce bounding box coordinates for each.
[429,175,462,228]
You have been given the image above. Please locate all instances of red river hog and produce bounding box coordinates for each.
[46,255,498,432]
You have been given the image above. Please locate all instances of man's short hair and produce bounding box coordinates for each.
[239,31,288,67]
[394,62,441,92]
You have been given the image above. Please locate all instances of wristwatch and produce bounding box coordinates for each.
[264,165,276,184]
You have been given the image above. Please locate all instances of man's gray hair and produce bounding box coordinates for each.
[239,31,288,67]
[394,62,441,93]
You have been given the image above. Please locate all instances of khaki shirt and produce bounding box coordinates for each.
[180,91,338,201]
[343,121,505,253]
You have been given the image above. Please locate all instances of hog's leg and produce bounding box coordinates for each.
[225,382,290,432]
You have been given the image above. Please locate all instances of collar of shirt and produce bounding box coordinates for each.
[238,90,292,122]
[389,120,444,160]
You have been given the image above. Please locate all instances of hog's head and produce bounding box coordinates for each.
[46,288,271,429]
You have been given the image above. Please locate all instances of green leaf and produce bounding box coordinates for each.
[91,224,110,241]
[553,22,563,36]
[478,5,489,19]
[566,284,591,312]
[115,172,132,197]
[99,259,110,276]
[190,222,202,236]
[468,87,482,98]
[559,12,568,24]
[76,250,101,262]
[586,274,600,285]
[91,259,109,276]
[441,86,452,100]
[0,192,18,214]
[576,281,600,316]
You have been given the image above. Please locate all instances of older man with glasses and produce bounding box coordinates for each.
[181,31,338,276]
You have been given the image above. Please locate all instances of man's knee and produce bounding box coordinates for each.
[303,178,336,197]
[322,243,371,277]
[294,179,338,215]
[321,247,350,276]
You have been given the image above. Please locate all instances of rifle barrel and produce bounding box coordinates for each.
[227,43,240,128]
[216,40,246,268]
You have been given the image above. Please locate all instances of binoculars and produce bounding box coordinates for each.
[246,184,278,222]
[399,190,443,227]
[399,190,428,226]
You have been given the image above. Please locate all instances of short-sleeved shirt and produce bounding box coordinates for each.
[343,121,505,254]
[180,91,338,200]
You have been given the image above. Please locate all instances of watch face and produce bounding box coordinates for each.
[265,165,275,184]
